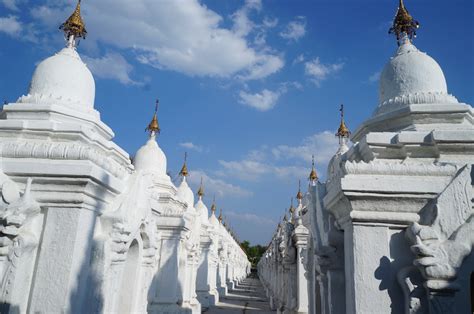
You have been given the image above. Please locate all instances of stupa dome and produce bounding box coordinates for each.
[28,47,95,108]
[177,177,194,208]
[133,135,167,174]
[376,41,457,115]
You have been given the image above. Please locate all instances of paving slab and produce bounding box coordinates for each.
[203,277,274,313]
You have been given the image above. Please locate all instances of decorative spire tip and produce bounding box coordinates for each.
[179,152,189,177]
[60,0,87,47]
[388,0,420,45]
[146,99,161,135]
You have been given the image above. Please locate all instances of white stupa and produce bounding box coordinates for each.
[176,153,195,208]
[194,180,210,224]
[134,103,167,175]
[19,1,96,113]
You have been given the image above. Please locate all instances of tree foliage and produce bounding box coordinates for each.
[240,240,267,268]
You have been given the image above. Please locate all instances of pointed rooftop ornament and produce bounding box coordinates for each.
[296,180,303,201]
[309,155,318,182]
[336,104,351,138]
[197,177,204,197]
[145,99,161,135]
[60,0,87,47]
[179,152,189,177]
[211,196,217,213]
[388,0,420,45]
[289,197,295,214]
[218,208,223,222]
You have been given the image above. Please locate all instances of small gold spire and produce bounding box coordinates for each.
[309,155,318,182]
[197,177,204,197]
[60,0,87,40]
[296,180,303,200]
[218,209,223,222]
[179,152,189,177]
[146,100,161,135]
[389,0,420,45]
[211,196,216,213]
[289,198,295,214]
[336,104,351,138]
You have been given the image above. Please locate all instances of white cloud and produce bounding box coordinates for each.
[0,15,21,37]
[37,0,282,80]
[304,57,344,86]
[280,17,306,41]
[82,52,141,86]
[238,89,281,111]
[1,0,22,11]
[272,131,339,164]
[226,210,276,226]
[179,142,204,153]
[216,131,339,182]
[187,169,253,199]
[293,53,305,65]
[219,159,269,181]
[231,0,261,37]
[368,71,380,83]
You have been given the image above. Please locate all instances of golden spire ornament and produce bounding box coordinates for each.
[289,197,295,214]
[179,152,189,177]
[296,180,303,201]
[211,196,216,213]
[218,209,223,222]
[146,99,161,135]
[389,0,420,45]
[197,177,204,197]
[60,0,87,45]
[336,104,351,138]
[309,155,318,182]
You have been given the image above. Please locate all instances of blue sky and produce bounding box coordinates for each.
[0,0,472,245]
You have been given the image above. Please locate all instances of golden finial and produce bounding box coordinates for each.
[336,104,351,138]
[179,152,189,177]
[218,209,223,222]
[309,155,318,182]
[197,177,204,197]
[211,196,217,213]
[60,0,87,41]
[296,180,303,200]
[289,198,295,214]
[389,0,420,45]
[146,100,161,135]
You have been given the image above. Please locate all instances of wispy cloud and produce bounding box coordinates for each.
[1,0,23,11]
[272,131,339,164]
[0,15,21,37]
[238,89,281,111]
[226,210,276,226]
[280,16,306,41]
[368,71,380,83]
[83,52,142,86]
[216,131,338,182]
[179,142,204,153]
[187,169,253,199]
[304,57,344,86]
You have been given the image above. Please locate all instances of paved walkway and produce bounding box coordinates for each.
[203,276,274,313]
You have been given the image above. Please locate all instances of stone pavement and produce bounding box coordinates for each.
[203,276,274,313]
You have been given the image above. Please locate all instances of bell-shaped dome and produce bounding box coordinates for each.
[133,135,167,174]
[195,198,209,224]
[209,212,219,227]
[27,47,95,108]
[176,177,194,208]
[377,41,457,115]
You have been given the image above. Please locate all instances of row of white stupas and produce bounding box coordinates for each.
[0,2,250,313]
[258,1,474,313]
